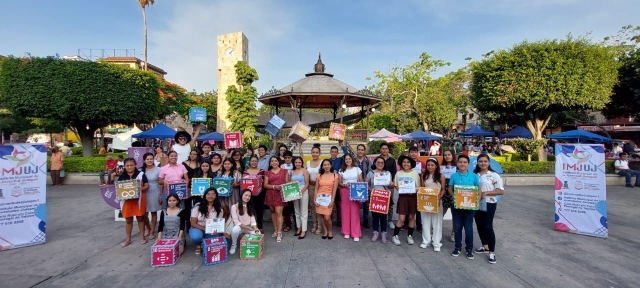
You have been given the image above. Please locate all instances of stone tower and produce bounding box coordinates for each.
[217,32,249,132]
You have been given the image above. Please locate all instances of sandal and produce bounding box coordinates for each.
[120,240,131,247]
[272,231,277,238]
[283,227,291,232]
[311,223,317,233]
[148,235,156,240]
[141,239,148,245]
[195,245,202,255]
[276,232,282,243]
[315,224,322,235]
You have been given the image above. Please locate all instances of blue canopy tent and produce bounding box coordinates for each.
[400,130,443,141]
[500,126,533,139]
[131,123,176,139]
[458,125,495,137]
[548,129,612,143]
[197,132,224,141]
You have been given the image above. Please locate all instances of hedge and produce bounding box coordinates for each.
[47,154,127,172]
[498,160,615,174]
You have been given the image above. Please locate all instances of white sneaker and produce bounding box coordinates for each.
[392,235,401,246]
[419,242,428,249]
[407,235,414,245]
[388,221,396,229]
[344,235,350,239]
[434,246,441,252]
[229,246,236,255]
[353,237,360,242]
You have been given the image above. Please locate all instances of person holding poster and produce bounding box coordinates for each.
[448,155,480,260]
[191,160,215,206]
[118,158,150,247]
[141,153,162,240]
[315,159,339,239]
[440,150,457,242]
[391,156,420,246]
[365,156,394,243]
[354,144,372,229]
[243,155,266,233]
[264,156,290,243]
[229,189,260,255]
[291,156,310,239]
[473,154,504,264]
[338,154,363,241]
[420,159,446,251]
[217,158,242,208]
[190,188,224,255]
[301,144,323,235]
[157,194,188,255]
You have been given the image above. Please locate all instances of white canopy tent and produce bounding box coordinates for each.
[109,126,143,151]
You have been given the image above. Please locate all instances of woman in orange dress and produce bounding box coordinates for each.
[118,158,149,247]
[315,159,339,239]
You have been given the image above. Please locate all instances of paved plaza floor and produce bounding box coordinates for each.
[1,185,639,288]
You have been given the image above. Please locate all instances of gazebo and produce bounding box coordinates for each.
[258,54,381,128]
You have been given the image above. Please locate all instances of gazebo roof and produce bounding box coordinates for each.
[258,54,381,109]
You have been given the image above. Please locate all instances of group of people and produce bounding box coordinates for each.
[114,129,505,264]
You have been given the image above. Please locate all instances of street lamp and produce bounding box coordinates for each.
[366,107,375,137]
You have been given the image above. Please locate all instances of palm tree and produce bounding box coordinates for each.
[138,0,155,71]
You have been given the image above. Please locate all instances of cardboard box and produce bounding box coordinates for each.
[115,179,140,201]
[288,121,311,143]
[151,239,180,267]
[328,122,346,140]
[369,189,391,214]
[241,177,262,196]
[167,182,189,199]
[191,178,211,196]
[349,182,369,202]
[224,132,243,149]
[189,107,207,123]
[265,115,286,137]
[280,182,302,202]
[212,177,233,197]
[417,187,440,213]
[240,234,264,260]
[453,185,479,210]
[203,237,228,266]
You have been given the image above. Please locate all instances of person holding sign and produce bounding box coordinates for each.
[118,158,150,247]
[189,188,224,255]
[217,158,242,209]
[365,156,394,243]
[229,189,260,255]
[420,158,446,251]
[172,126,201,164]
[264,156,290,243]
[291,156,310,239]
[315,159,339,239]
[243,155,265,233]
[440,150,457,242]
[448,155,480,260]
[157,194,188,255]
[391,156,420,246]
[338,154,364,241]
[473,154,504,264]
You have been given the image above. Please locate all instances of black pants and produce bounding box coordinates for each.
[252,190,267,230]
[474,203,497,252]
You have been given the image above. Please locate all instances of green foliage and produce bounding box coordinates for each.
[253,134,284,152]
[227,61,259,143]
[367,140,406,159]
[391,141,407,159]
[157,80,193,119]
[0,56,161,156]
[500,161,555,174]
[353,114,395,132]
[471,37,619,141]
[188,90,218,131]
[500,152,555,162]
[506,138,547,161]
[602,47,640,121]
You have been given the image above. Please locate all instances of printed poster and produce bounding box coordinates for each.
[191,178,211,196]
[281,182,302,202]
[213,177,233,197]
[0,144,47,251]
[127,147,153,166]
[397,176,416,194]
[369,189,390,214]
[554,144,607,238]
[349,182,368,202]
[168,182,189,199]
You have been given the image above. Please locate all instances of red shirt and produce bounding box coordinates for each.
[106,159,117,170]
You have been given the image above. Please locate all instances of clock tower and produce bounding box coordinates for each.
[217,32,249,132]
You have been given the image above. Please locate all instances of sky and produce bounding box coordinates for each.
[1,0,638,96]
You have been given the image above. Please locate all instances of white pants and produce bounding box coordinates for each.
[231,226,255,247]
[391,189,399,221]
[420,203,443,248]
[293,190,309,231]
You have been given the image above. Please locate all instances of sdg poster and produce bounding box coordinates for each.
[0,144,48,250]
[554,144,607,238]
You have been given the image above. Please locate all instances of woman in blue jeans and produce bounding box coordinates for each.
[447,155,480,260]
[189,187,224,255]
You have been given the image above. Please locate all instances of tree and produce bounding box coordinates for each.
[353,114,395,132]
[0,56,160,156]
[226,61,259,143]
[138,0,155,71]
[158,80,193,120]
[470,37,619,161]
[188,90,218,131]
[602,47,640,121]
[507,138,547,162]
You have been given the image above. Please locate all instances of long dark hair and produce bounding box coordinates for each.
[219,158,237,177]
[194,160,215,178]
[318,159,334,175]
[140,152,155,172]
[278,144,288,158]
[424,158,442,184]
[441,149,456,166]
[198,188,221,218]
[231,149,246,172]
[268,156,280,171]
[237,189,256,217]
[340,154,355,172]
[165,194,181,207]
[473,154,496,174]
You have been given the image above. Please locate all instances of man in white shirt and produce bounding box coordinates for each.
[614,153,640,188]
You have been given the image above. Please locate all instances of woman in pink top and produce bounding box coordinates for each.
[229,189,259,255]
[159,151,189,189]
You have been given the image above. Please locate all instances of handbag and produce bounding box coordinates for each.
[60,170,66,177]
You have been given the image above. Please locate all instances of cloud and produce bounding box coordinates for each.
[149,0,299,92]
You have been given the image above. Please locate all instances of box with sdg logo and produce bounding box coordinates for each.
[417,187,440,213]
[288,121,311,143]
[150,239,180,267]
[115,179,140,201]
[203,237,228,266]
[265,115,286,137]
[349,182,369,202]
[191,178,211,196]
[240,234,264,260]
